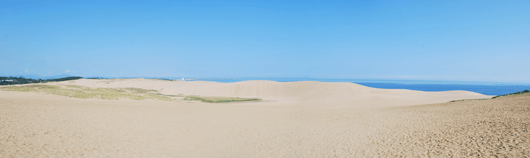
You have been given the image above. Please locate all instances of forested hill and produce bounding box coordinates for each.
[0,76,83,85]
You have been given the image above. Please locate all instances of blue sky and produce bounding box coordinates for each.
[1,0,529,82]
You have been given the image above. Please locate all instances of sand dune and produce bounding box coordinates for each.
[49,79,489,108]
[2,79,527,157]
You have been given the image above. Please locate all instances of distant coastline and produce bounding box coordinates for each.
[2,76,529,96]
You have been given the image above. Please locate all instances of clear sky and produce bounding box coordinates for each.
[1,0,529,82]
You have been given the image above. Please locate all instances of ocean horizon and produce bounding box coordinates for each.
[161,78,529,96]
[7,75,530,96]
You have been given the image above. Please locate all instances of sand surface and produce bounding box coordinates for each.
[46,79,489,108]
[1,79,529,157]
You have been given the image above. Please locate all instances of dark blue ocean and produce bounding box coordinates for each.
[170,78,530,96]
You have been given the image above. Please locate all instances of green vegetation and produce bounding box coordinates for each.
[124,87,158,93]
[449,90,530,102]
[183,95,261,103]
[449,98,490,102]
[151,78,174,81]
[491,90,530,99]
[0,85,173,101]
[0,84,262,103]
[0,76,83,85]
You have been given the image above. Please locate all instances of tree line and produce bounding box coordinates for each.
[0,76,83,85]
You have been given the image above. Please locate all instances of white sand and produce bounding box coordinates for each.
[1,79,528,157]
[48,79,489,108]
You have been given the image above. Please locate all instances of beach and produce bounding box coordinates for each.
[1,79,528,157]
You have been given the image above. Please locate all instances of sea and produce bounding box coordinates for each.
[168,78,530,96]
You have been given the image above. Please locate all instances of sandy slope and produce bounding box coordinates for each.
[2,79,528,157]
[48,79,489,108]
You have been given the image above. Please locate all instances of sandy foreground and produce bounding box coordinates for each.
[1,79,529,157]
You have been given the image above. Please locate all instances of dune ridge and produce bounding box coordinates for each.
[45,79,489,108]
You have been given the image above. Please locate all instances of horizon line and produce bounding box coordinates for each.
[3,75,530,85]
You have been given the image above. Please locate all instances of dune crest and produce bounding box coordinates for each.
[46,79,489,108]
